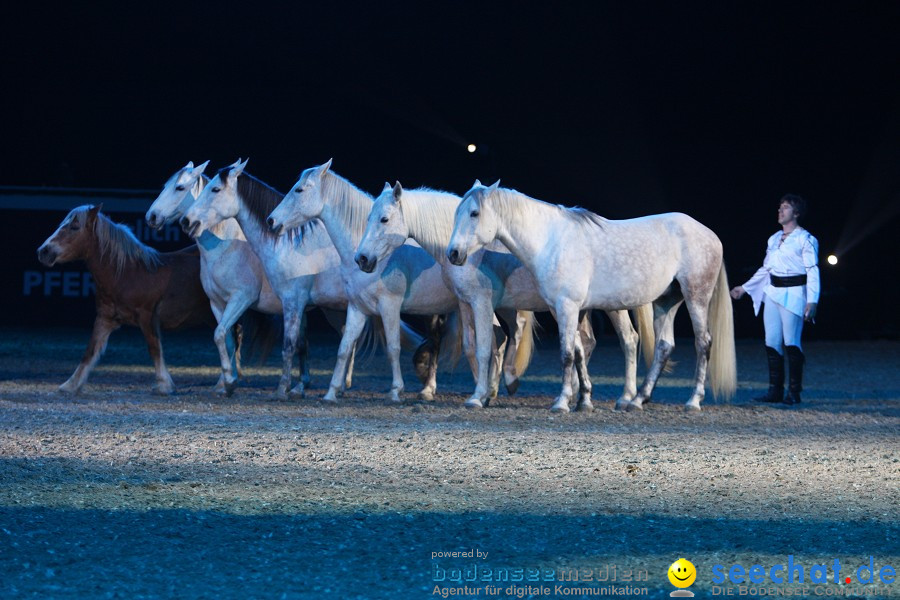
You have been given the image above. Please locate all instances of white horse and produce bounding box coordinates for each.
[356,182,655,410]
[447,181,736,412]
[179,159,367,399]
[266,160,470,404]
[145,161,286,395]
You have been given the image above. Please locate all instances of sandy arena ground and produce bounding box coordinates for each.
[0,325,897,599]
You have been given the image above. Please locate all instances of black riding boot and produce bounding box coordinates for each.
[785,345,805,405]
[754,346,784,403]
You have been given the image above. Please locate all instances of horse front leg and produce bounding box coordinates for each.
[377,302,409,404]
[606,309,639,410]
[323,305,368,403]
[59,315,120,394]
[573,326,593,412]
[551,301,580,413]
[213,295,255,396]
[138,312,175,395]
[292,310,311,396]
[417,314,445,402]
[276,307,301,400]
[321,308,356,390]
[464,298,497,408]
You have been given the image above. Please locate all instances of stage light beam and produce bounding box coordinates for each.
[827,254,838,265]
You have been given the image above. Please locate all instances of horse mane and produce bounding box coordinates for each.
[493,188,608,231]
[399,188,460,257]
[320,170,374,244]
[220,167,311,242]
[92,210,162,276]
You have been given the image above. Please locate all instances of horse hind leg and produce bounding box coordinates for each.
[682,295,714,412]
[606,309,639,410]
[59,316,120,394]
[626,293,683,412]
[139,314,175,395]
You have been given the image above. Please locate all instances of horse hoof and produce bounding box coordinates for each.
[464,398,484,409]
[289,386,305,399]
[624,401,644,412]
[152,386,174,396]
[576,400,594,413]
[614,400,630,411]
[550,400,570,413]
[58,383,79,395]
[505,378,520,396]
[418,390,435,402]
[224,382,237,397]
[684,402,702,412]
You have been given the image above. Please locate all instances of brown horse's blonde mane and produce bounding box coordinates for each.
[91,209,162,276]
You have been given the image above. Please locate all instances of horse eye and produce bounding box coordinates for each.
[470,210,480,218]
[211,186,222,193]
[295,187,302,194]
[69,221,81,230]
[175,185,185,191]
[380,216,389,224]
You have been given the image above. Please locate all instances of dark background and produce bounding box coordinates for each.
[3,2,899,339]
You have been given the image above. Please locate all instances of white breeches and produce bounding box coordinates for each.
[763,294,804,352]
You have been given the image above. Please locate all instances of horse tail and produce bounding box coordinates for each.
[632,303,656,369]
[708,263,737,400]
[240,309,282,366]
[513,310,537,377]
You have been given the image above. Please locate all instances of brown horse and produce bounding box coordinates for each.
[37,204,214,394]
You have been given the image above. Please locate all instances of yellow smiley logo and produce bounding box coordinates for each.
[667,558,697,588]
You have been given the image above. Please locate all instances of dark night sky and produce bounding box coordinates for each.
[3,2,899,337]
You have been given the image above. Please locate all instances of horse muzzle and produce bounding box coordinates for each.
[145,211,167,230]
[37,245,57,266]
[179,216,200,238]
[447,247,467,266]
[266,217,284,236]
[355,253,377,273]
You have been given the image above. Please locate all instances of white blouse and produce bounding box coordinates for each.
[742,227,820,317]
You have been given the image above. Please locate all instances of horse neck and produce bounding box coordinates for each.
[319,173,373,263]
[232,200,274,256]
[402,191,458,262]
[84,215,158,287]
[208,217,245,241]
[492,190,558,269]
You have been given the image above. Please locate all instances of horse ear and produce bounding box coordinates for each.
[231,158,248,178]
[185,161,194,169]
[89,203,102,216]
[474,179,483,188]
[319,158,333,176]
[194,160,210,176]
[381,181,392,193]
[392,181,403,201]
[488,180,501,192]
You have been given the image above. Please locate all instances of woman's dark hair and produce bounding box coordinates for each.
[780,193,807,220]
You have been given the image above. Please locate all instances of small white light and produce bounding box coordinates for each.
[827,254,838,265]
[467,144,477,153]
